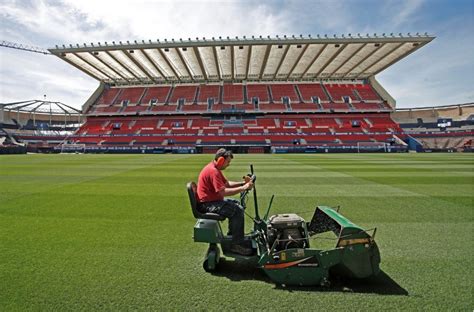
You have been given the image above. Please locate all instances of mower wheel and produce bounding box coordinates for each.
[203,244,220,272]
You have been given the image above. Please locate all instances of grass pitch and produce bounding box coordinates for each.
[0,153,472,311]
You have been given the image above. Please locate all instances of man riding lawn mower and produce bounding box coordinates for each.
[196,148,254,256]
[189,149,381,286]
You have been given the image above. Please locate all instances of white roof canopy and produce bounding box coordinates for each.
[49,34,434,85]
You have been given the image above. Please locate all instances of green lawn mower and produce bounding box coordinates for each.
[188,165,380,286]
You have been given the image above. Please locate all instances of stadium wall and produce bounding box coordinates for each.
[82,82,106,114]
[393,103,474,123]
[369,77,396,109]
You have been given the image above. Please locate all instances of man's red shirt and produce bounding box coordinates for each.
[197,161,227,202]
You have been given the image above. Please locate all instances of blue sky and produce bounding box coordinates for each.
[1,0,473,109]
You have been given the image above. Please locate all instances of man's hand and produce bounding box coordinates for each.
[243,174,252,183]
[242,181,254,191]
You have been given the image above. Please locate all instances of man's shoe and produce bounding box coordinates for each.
[230,244,253,256]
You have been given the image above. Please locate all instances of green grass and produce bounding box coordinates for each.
[0,153,472,311]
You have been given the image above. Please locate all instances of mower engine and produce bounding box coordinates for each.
[267,214,308,251]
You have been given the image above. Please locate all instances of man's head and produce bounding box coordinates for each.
[214,148,233,170]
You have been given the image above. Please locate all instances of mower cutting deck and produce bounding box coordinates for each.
[188,165,380,286]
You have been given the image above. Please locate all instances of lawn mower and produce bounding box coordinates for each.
[188,165,380,286]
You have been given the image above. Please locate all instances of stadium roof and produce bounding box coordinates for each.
[1,100,82,115]
[49,34,434,86]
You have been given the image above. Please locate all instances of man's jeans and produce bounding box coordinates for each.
[201,198,244,244]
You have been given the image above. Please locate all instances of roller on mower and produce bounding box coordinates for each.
[187,165,380,286]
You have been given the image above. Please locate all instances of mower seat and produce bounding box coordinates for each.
[187,182,225,221]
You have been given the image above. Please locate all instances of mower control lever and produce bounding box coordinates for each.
[239,174,256,208]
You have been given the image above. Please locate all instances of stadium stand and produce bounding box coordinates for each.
[297,83,328,103]
[168,85,198,104]
[5,34,471,154]
[223,84,243,103]
[141,86,172,105]
[247,84,270,103]
[197,84,220,104]
[270,84,300,103]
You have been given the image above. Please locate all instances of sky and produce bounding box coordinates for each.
[1,0,473,109]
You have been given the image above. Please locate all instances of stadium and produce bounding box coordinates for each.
[1,34,472,154]
[0,2,473,310]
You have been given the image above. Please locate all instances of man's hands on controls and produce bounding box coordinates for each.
[243,175,252,183]
[242,180,254,191]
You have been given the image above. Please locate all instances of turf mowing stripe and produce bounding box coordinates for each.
[0,153,472,311]
[0,155,193,207]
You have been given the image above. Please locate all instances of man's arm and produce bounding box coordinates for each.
[219,181,253,197]
[226,180,245,188]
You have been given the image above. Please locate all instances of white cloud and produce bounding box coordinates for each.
[1,0,292,107]
[0,47,98,106]
[387,0,426,29]
[378,11,474,107]
[0,0,473,109]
